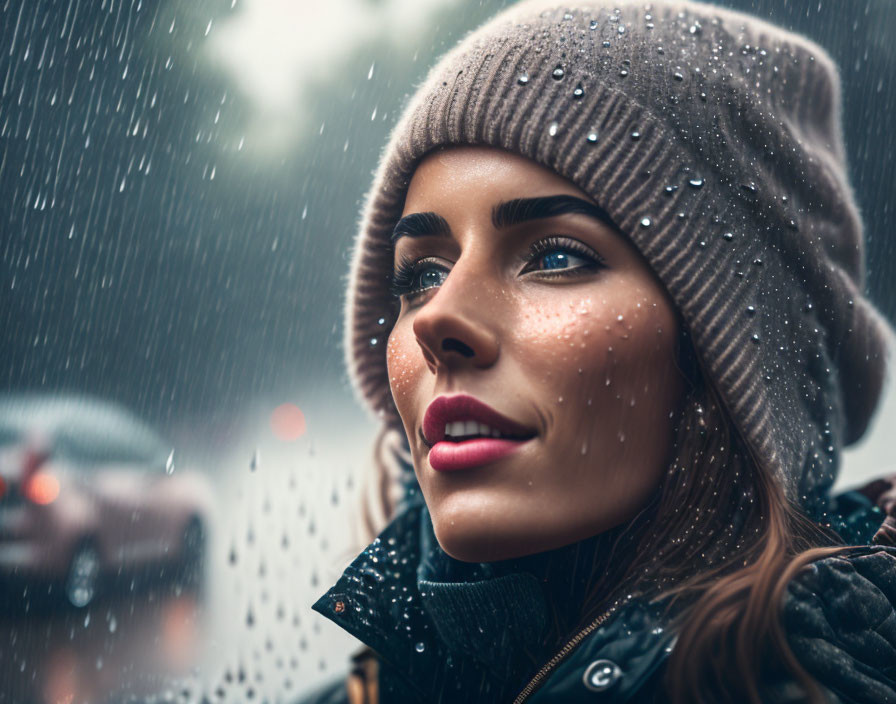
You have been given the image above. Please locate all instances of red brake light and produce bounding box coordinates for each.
[24,471,60,505]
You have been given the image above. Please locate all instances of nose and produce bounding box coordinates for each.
[411,257,500,374]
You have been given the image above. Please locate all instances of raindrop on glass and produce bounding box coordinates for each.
[165,450,175,475]
[589,19,599,30]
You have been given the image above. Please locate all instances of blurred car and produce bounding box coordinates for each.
[0,394,213,608]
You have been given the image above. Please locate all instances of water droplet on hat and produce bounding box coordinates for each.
[751,334,761,344]
[517,71,529,85]
[378,317,386,325]
[690,22,702,35]
[664,185,679,195]
[640,217,652,227]
[602,40,611,48]
[631,131,641,141]
[617,24,626,34]
[746,305,756,316]
[587,131,599,143]
[673,71,684,81]
[619,68,629,77]
[589,19,599,30]
[370,337,379,346]
[741,182,758,194]
[415,642,426,653]
[552,64,565,80]
[548,121,559,137]
[573,83,585,99]
[722,232,734,241]
[688,177,704,188]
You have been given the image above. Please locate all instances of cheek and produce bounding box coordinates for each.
[386,320,425,407]
[513,291,678,409]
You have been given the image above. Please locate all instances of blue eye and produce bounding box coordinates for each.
[389,236,604,300]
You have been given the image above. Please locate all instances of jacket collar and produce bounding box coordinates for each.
[312,499,680,702]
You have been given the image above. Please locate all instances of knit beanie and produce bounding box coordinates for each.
[343,0,891,513]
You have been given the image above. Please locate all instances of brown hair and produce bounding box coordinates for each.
[358,351,858,703]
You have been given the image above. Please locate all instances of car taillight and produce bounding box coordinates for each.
[23,471,60,505]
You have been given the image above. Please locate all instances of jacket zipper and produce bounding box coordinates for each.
[512,599,625,704]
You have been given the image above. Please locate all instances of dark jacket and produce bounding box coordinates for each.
[301,486,896,704]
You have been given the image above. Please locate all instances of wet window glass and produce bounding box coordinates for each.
[1,1,894,703]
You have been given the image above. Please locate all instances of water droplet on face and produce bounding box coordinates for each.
[165,450,175,475]
[548,121,559,137]
[517,71,529,85]
[587,131,599,143]
[688,177,704,188]
[573,83,585,99]
[552,64,565,80]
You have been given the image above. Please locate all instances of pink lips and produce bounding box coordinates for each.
[422,394,537,472]
[428,437,530,472]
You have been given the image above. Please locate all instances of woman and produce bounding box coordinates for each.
[305,1,896,702]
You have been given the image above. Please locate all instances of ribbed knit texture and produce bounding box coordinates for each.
[343,0,891,511]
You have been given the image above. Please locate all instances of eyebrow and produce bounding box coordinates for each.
[390,195,618,245]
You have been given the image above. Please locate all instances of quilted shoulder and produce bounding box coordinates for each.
[781,546,896,704]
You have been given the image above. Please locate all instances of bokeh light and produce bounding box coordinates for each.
[270,403,307,441]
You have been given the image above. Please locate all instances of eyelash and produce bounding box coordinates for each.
[388,236,605,300]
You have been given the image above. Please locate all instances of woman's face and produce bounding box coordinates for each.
[386,146,686,562]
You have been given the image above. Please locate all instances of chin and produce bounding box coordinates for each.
[429,507,561,563]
